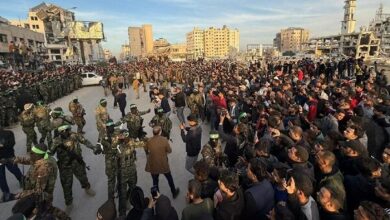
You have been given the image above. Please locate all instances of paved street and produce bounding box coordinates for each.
[0,85,209,219]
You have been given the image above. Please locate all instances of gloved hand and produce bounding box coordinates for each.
[93,147,102,155]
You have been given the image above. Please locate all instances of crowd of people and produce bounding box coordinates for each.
[1,56,390,220]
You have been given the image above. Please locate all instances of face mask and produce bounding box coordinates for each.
[60,131,70,139]
[210,139,218,147]
[101,102,107,107]
[107,126,115,134]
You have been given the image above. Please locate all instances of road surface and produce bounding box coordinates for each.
[0,85,209,219]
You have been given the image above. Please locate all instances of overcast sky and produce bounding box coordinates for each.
[0,0,386,56]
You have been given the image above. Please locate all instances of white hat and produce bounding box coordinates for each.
[319,91,329,101]
[24,103,33,110]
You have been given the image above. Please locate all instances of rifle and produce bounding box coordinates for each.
[65,148,90,170]
[116,144,124,216]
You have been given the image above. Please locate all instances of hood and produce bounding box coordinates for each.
[130,186,148,211]
[155,195,178,220]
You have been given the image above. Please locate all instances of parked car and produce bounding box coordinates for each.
[81,72,103,86]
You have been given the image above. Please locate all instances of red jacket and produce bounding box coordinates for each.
[297,70,304,81]
[307,99,318,122]
[212,94,227,109]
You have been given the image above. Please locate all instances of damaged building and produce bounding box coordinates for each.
[369,4,390,56]
[304,0,383,60]
[10,2,105,64]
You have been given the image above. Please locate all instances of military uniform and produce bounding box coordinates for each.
[51,127,99,206]
[14,155,57,201]
[34,103,52,147]
[0,93,6,127]
[149,114,172,139]
[69,100,86,133]
[188,92,203,118]
[19,104,37,152]
[50,108,74,138]
[201,142,224,167]
[101,128,145,216]
[122,107,150,139]
[95,101,110,140]
[38,82,50,104]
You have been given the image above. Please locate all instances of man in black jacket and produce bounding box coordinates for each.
[180,114,202,174]
[214,169,244,220]
[172,86,186,123]
[244,158,274,220]
[159,93,171,118]
[0,126,23,202]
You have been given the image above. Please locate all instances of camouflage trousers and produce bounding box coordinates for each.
[22,126,37,152]
[37,123,52,147]
[104,154,137,216]
[57,159,90,205]
[74,116,86,133]
[97,125,106,141]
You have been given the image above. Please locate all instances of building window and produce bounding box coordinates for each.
[0,34,7,43]
[35,25,39,29]
[32,25,36,29]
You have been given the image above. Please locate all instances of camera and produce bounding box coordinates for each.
[220,108,228,116]
[151,186,159,200]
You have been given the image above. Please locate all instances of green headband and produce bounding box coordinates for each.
[31,146,49,160]
[106,121,115,126]
[238,112,247,120]
[210,134,219,139]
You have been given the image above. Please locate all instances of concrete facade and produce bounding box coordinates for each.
[280,27,309,53]
[0,19,44,54]
[186,26,240,59]
[128,24,153,58]
[9,3,105,64]
[341,0,357,35]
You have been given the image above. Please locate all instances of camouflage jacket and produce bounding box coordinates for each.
[51,132,95,165]
[149,115,172,136]
[201,142,224,167]
[34,105,51,126]
[69,102,85,118]
[19,110,35,127]
[14,156,57,200]
[50,116,74,135]
[95,106,109,127]
[122,110,149,137]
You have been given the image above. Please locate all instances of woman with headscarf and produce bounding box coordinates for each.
[126,186,149,220]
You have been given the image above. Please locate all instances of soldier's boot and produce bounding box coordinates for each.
[65,203,73,214]
[85,187,96,196]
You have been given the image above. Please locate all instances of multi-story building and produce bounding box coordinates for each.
[128,24,153,58]
[0,17,45,56]
[303,1,382,59]
[273,33,281,51]
[341,0,356,35]
[369,4,390,55]
[186,27,204,59]
[120,44,131,60]
[9,3,105,64]
[279,27,309,53]
[186,26,240,59]
[153,38,170,51]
